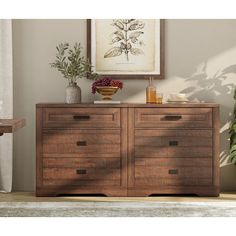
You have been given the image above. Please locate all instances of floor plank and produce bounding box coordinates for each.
[0,192,236,202]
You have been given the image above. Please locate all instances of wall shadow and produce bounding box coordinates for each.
[178,62,236,190]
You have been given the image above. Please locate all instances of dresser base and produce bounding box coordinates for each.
[127,186,220,197]
[36,187,127,197]
[36,186,219,197]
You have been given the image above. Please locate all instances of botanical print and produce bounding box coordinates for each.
[104,19,145,62]
[91,19,160,75]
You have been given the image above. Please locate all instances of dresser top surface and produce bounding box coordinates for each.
[36,103,219,108]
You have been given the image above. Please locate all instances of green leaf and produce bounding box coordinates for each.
[50,42,96,80]
[230,89,236,164]
[230,145,236,153]
[232,157,236,164]
[230,151,236,163]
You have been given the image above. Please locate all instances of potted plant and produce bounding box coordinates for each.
[91,76,123,100]
[230,88,236,164]
[50,42,97,103]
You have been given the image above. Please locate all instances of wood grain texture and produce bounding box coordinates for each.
[0,119,25,134]
[43,143,120,155]
[135,129,212,138]
[135,146,212,158]
[36,108,43,192]
[134,178,212,186]
[135,108,212,128]
[128,108,135,188]
[43,130,120,144]
[135,136,212,147]
[43,157,121,168]
[43,180,121,187]
[135,166,212,179]
[135,158,212,167]
[36,103,220,197]
[43,107,120,128]
[128,186,219,197]
[43,168,120,180]
[120,108,128,191]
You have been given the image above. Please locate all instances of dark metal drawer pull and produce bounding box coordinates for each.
[76,169,87,175]
[169,141,178,146]
[76,141,87,146]
[164,115,182,121]
[168,169,179,175]
[73,115,90,120]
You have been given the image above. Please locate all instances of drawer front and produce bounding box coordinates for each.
[42,154,121,187]
[43,162,121,187]
[43,108,120,128]
[135,158,212,186]
[43,157,121,187]
[42,129,120,158]
[135,108,212,128]
[43,168,120,180]
[135,129,212,158]
[43,179,121,187]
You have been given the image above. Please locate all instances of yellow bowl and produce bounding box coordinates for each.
[96,86,119,100]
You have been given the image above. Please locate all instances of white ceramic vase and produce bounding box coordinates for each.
[65,82,81,104]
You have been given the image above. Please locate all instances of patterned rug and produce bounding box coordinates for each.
[0,201,236,217]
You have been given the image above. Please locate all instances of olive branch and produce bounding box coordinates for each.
[50,42,97,85]
[104,19,145,61]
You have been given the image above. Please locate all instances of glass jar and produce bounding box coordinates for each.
[146,77,156,104]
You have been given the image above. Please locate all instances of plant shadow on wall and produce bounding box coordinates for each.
[180,62,236,166]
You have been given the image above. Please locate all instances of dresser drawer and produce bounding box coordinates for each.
[43,167,120,181]
[135,129,212,147]
[42,129,120,158]
[135,129,212,158]
[43,144,120,158]
[135,108,212,128]
[42,157,121,187]
[135,158,212,186]
[43,108,120,128]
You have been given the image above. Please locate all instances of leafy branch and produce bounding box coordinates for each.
[230,88,236,164]
[104,19,145,61]
[50,42,97,85]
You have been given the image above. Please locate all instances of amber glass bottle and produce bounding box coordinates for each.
[146,77,156,104]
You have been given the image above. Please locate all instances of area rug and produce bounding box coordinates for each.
[0,201,236,217]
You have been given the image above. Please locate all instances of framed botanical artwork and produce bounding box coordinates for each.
[87,19,165,80]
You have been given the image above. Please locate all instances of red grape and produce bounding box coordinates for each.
[91,76,123,93]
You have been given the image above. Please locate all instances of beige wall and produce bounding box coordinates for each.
[13,19,236,191]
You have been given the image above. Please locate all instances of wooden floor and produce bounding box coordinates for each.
[0,192,236,202]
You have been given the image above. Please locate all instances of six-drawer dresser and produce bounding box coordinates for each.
[36,103,220,197]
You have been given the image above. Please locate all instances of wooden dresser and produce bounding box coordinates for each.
[36,103,220,197]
